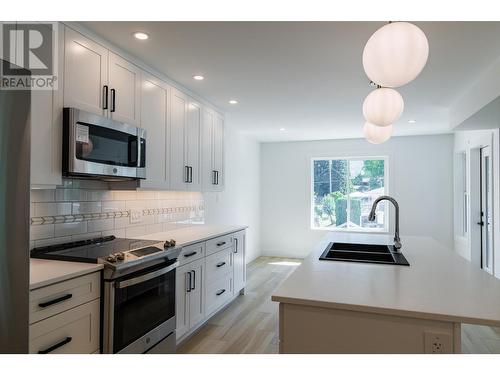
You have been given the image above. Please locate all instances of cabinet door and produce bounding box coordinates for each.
[169,88,188,191]
[201,107,216,191]
[186,99,202,191]
[64,27,108,116]
[108,52,141,125]
[232,231,246,295]
[175,264,191,340]
[188,259,205,329]
[139,72,169,189]
[213,112,225,190]
[31,24,63,187]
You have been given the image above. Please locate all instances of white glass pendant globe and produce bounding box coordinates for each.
[363,88,404,127]
[363,122,393,144]
[363,22,429,88]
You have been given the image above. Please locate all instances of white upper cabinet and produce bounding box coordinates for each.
[170,88,188,191]
[108,52,141,126]
[31,23,64,188]
[186,99,202,191]
[139,71,169,189]
[202,108,225,191]
[64,27,108,116]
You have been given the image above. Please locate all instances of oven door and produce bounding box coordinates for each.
[104,260,177,354]
[64,108,146,179]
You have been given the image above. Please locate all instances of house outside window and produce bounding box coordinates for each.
[311,157,389,232]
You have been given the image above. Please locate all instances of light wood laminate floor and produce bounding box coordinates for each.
[177,256,500,354]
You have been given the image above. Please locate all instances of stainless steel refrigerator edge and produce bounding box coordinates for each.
[0,59,31,353]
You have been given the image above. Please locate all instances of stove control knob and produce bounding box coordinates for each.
[164,240,175,248]
[116,252,125,261]
[169,239,176,247]
[106,255,117,263]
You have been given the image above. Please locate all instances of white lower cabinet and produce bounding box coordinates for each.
[232,230,246,295]
[175,230,246,343]
[29,299,100,354]
[29,271,101,354]
[176,258,205,339]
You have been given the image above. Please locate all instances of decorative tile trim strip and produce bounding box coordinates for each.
[31,205,204,226]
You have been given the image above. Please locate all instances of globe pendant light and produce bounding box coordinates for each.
[363,87,404,127]
[363,122,393,144]
[363,22,429,88]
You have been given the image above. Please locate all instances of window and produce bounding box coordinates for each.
[311,157,388,231]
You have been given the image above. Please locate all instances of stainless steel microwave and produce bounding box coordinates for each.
[63,108,146,180]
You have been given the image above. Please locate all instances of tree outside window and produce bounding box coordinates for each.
[312,157,388,231]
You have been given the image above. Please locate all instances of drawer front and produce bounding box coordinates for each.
[30,272,100,324]
[205,274,232,316]
[206,234,233,256]
[178,242,205,266]
[205,248,232,284]
[29,299,100,354]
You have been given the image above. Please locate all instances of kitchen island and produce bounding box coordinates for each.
[271,232,500,353]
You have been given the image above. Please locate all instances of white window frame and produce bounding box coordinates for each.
[310,156,390,233]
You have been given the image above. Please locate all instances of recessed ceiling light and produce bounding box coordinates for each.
[408,119,417,124]
[193,75,204,81]
[229,100,238,105]
[280,128,286,131]
[133,32,149,40]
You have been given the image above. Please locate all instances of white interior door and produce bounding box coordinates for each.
[480,146,494,274]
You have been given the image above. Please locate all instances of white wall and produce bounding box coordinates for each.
[260,134,454,258]
[204,127,261,263]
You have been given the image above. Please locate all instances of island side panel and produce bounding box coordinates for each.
[279,303,459,354]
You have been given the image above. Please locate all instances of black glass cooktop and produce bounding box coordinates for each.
[30,235,162,263]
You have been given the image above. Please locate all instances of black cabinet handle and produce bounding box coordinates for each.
[477,221,484,226]
[191,270,196,291]
[212,170,217,185]
[103,85,108,109]
[215,170,219,185]
[216,289,226,296]
[38,293,73,308]
[216,261,226,268]
[110,88,116,112]
[185,166,190,183]
[184,251,197,258]
[186,272,192,293]
[216,241,226,247]
[38,337,72,354]
[234,238,238,253]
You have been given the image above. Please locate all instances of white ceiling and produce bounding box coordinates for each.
[82,21,500,142]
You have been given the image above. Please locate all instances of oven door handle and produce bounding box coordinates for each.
[115,261,179,289]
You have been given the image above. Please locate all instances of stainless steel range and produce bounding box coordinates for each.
[30,235,181,354]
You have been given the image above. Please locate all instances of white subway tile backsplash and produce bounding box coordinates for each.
[72,232,101,241]
[30,186,203,244]
[125,226,146,238]
[34,202,72,217]
[30,224,55,240]
[72,201,102,214]
[55,188,87,202]
[54,221,87,237]
[88,218,114,232]
[31,189,55,203]
[102,200,126,212]
[112,190,137,201]
[102,229,126,238]
[88,190,113,201]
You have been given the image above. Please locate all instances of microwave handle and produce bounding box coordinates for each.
[115,261,178,289]
[137,131,146,168]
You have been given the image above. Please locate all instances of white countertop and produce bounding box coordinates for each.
[272,232,500,326]
[132,224,248,246]
[30,259,103,290]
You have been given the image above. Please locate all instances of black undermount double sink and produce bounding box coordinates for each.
[319,242,410,266]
